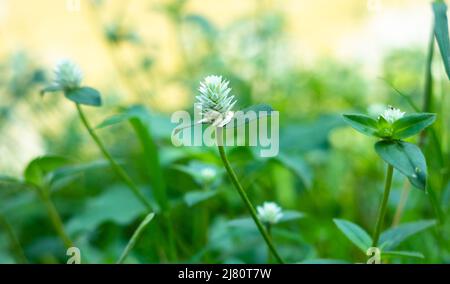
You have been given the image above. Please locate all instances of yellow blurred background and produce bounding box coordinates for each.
[0,0,435,174]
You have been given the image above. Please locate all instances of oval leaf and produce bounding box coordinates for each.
[342,114,379,137]
[333,218,372,252]
[379,220,436,250]
[392,113,436,139]
[65,87,102,106]
[375,141,427,190]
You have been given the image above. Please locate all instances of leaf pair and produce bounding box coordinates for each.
[333,219,436,260]
[41,86,102,107]
[342,113,436,140]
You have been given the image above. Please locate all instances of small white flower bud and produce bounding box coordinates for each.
[380,106,405,124]
[257,202,283,225]
[53,60,83,90]
[195,75,236,127]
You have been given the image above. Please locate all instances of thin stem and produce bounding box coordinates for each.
[75,104,153,212]
[37,186,74,249]
[266,224,272,264]
[216,128,284,264]
[0,214,28,263]
[117,212,155,264]
[372,165,394,247]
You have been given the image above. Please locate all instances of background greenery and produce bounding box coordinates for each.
[0,0,449,263]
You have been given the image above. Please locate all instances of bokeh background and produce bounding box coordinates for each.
[0,0,449,263]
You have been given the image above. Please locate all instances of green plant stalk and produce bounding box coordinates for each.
[216,129,284,264]
[117,212,155,264]
[37,186,74,249]
[129,119,178,261]
[76,104,153,212]
[372,165,394,247]
[265,224,273,264]
[0,214,28,263]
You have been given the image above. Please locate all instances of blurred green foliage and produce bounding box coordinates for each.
[0,0,449,264]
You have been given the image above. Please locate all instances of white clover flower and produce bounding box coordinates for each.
[257,202,283,225]
[53,60,83,90]
[195,75,236,127]
[380,106,405,124]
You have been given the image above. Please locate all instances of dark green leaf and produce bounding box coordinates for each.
[433,1,450,80]
[392,113,436,139]
[333,219,372,252]
[379,220,436,250]
[375,141,427,190]
[342,114,380,137]
[65,87,102,106]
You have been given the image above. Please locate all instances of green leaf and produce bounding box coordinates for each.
[273,153,312,189]
[375,141,427,190]
[381,251,424,259]
[225,104,274,129]
[379,220,436,250]
[24,156,71,187]
[433,1,450,80]
[184,190,218,207]
[392,113,436,139]
[66,185,147,235]
[342,114,380,137]
[333,219,372,252]
[65,87,102,106]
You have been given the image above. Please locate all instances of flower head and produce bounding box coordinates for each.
[380,106,405,124]
[53,60,83,90]
[195,75,236,127]
[257,202,283,225]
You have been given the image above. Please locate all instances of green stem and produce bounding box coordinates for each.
[216,128,284,264]
[372,165,394,247]
[117,212,155,264]
[0,214,28,263]
[75,104,153,212]
[266,224,273,264]
[37,186,74,249]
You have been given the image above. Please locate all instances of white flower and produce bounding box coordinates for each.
[53,60,83,90]
[257,202,283,225]
[195,75,236,127]
[380,106,405,124]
